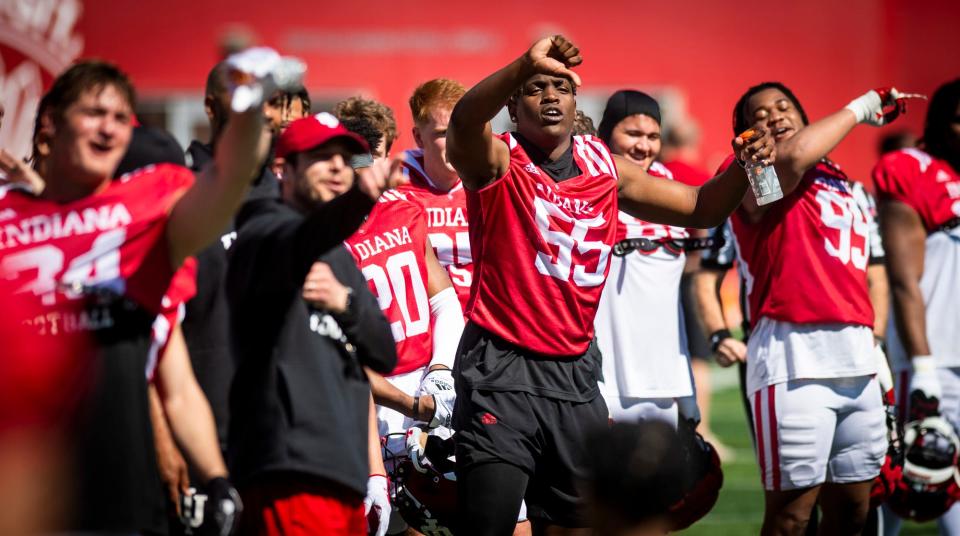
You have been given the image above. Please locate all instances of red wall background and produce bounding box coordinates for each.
[53,0,960,181]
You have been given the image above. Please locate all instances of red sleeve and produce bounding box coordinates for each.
[872,151,917,206]
[663,160,712,187]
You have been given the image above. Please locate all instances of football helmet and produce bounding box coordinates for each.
[886,416,960,522]
[667,420,724,530]
[389,426,458,535]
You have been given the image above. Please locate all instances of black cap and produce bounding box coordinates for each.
[114,126,186,178]
[598,90,661,145]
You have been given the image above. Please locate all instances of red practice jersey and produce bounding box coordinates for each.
[347,190,433,376]
[398,149,473,309]
[147,257,198,379]
[725,156,873,327]
[615,161,689,248]
[0,163,194,332]
[466,133,619,356]
[873,148,960,231]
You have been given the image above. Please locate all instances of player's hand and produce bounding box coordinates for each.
[302,262,351,314]
[418,368,456,429]
[205,477,242,536]
[732,127,775,167]
[677,395,701,426]
[909,355,941,421]
[524,35,583,87]
[156,438,190,515]
[874,343,896,406]
[406,426,430,473]
[356,157,406,201]
[224,47,306,113]
[845,87,926,127]
[0,149,45,194]
[714,337,747,368]
[363,474,391,536]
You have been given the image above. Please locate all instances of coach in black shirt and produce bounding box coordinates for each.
[226,112,398,533]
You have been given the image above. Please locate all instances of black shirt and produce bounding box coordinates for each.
[182,140,280,451]
[226,190,397,496]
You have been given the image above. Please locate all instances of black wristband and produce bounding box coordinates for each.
[709,329,733,354]
[412,396,420,419]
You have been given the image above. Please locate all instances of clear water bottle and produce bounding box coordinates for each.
[745,160,783,205]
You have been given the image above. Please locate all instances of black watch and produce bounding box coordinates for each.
[709,329,732,354]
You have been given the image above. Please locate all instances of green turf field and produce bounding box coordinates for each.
[680,366,940,535]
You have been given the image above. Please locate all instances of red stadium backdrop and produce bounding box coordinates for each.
[1,0,959,182]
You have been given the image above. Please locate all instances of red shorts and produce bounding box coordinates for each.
[239,477,366,536]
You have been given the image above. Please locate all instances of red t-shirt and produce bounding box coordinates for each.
[0,163,194,323]
[347,190,433,375]
[723,156,873,327]
[873,148,960,231]
[398,150,473,310]
[466,134,619,356]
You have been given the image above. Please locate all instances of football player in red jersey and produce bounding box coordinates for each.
[873,78,960,534]
[0,50,301,534]
[399,79,476,309]
[444,35,773,535]
[725,82,921,535]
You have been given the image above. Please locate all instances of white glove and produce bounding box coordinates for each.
[909,355,941,401]
[845,87,925,127]
[428,390,456,429]
[363,474,390,536]
[676,395,701,426]
[224,47,306,113]
[406,426,430,473]
[874,344,895,405]
[418,369,455,429]
[419,369,454,394]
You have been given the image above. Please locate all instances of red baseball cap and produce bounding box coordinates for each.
[275,112,369,159]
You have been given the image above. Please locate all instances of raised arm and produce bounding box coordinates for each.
[616,130,774,229]
[447,35,582,189]
[167,48,303,268]
[744,88,926,219]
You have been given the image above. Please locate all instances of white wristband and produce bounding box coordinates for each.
[844,90,882,124]
[912,354,936,374]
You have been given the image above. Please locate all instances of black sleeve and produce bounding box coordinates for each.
[327,249,398,375]
[233,187,375,297]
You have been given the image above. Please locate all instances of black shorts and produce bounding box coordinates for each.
[453,323,609,527]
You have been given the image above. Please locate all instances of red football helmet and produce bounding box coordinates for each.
[391,426,458,534]
[886,416,960,522]
[667,421,724,530]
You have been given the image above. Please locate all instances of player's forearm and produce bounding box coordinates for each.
[889,278,931,357]
[367,393,387,475]
[162,380,228,482]
[774,108,858,194]
[687,165,751,228]
[167,108,267,268]
[867,264,889,339]
[451,56,534,132]
[366,369,433,421]
[693,269,729,335]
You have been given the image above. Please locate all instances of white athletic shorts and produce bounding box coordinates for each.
[378,367,424,461]
[604,395,679,429]
[750,376,885,491]
[895,367,960,431]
